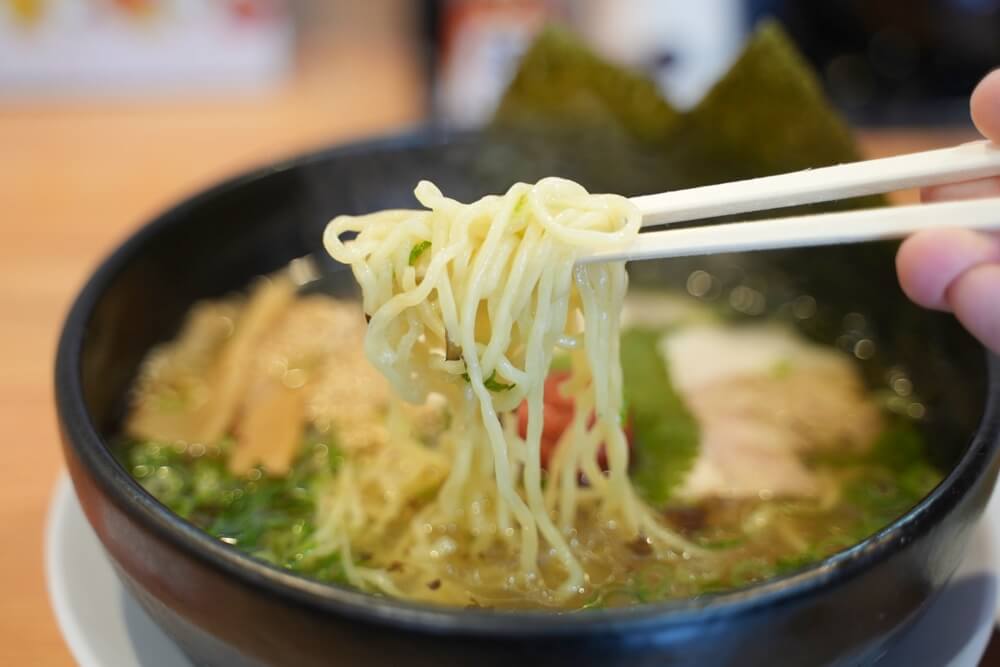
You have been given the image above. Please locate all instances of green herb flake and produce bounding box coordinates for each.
[408,241,432,266]
[460,368,515,392]
[484,370,515,392]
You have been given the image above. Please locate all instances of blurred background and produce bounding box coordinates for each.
[1,2,998,665]
[2,0,998,125]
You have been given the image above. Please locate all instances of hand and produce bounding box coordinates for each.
[896,69,1000,354]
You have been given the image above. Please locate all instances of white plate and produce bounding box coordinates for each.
[45,474,1000,667]
[45,476,191,667]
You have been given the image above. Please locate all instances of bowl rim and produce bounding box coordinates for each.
[54,128,1000,637]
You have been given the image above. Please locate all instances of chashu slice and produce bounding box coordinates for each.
[662,323,882,500]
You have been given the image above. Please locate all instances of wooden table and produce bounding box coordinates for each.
[0,35,982,664]
[0,30,426,665]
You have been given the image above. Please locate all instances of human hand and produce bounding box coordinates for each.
[896,69,1000,353]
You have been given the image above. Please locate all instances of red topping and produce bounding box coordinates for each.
[516,371,632,471]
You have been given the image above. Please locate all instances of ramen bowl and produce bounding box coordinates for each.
[55,131,1000,666]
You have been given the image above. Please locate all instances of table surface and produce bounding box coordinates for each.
[0,31,426,665]
[0,33,982,666]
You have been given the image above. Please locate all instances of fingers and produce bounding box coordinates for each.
[897,229,1000,354]
[900,70,1000,355]
[971,68,1000,143]
[896,228,1000,310]
[948,263,1000,354]
[919,70,1000,204]
[921,176,1000,203]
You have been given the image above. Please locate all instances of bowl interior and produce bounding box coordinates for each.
[77,131,988,574]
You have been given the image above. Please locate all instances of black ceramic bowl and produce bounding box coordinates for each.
[56,131,1000,667]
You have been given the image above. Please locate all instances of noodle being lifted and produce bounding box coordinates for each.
[324,177,688,601]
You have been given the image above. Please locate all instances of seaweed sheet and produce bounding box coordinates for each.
[488,20,883,211]
[494,25,680,146]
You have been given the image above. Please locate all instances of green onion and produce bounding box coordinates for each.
[460,369,515,392]
[408,241,432,266]
[484,369,515,392]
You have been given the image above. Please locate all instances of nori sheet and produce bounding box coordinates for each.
[487,20,884,212]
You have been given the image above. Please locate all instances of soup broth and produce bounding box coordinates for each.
[118,283,938,610]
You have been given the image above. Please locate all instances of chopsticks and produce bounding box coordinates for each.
[579,196,1000,264]
[580,140,1000,265]
[632,140,1000,227]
